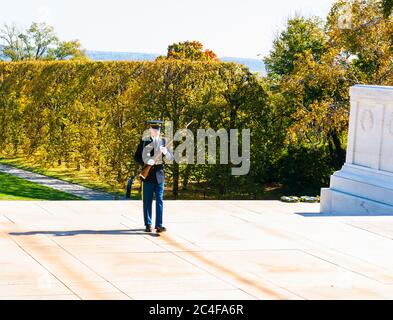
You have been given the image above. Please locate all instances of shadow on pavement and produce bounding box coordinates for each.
[9,229,160,237]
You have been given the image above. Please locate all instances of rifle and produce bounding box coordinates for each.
[139,120,194,181]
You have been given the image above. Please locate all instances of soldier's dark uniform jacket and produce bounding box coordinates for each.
[134,137,170,184]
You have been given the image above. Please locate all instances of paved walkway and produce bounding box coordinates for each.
[0,200,393,300]
[0,164,116,200]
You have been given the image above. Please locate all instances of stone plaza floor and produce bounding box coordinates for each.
[0,200,393,300]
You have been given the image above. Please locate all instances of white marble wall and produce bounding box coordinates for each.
[320,85,393,215]
[347,85,393,171]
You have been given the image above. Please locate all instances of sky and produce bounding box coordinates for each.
[0,0,337,59]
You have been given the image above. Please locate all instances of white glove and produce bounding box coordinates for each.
[160,146,168,155]
[147,159,155,166]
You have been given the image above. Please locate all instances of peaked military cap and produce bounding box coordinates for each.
[146,120,163,130]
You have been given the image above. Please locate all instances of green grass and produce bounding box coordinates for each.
[0,156,130,199]
[0,171,83,201]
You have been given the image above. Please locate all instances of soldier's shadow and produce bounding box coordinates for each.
[9,229,161,237]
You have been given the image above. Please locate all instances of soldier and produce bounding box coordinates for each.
[134,120,174,233]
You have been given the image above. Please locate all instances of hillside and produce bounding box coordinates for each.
[86,50,266,75]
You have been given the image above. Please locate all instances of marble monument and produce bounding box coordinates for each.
[320,85,393,214]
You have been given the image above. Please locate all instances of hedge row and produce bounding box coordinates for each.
[0,60,268,196]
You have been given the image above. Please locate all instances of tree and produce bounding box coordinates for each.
[264,17,327,77]
[0,23,25,61]
[48,40,88,60]
[281,48,351,168]
[327,0,393,85]
[0,22,87,61]
[23,22,58,60]
[158,41,219,61]
[263,16,350,188]
[135,60,222,198]
[264,0,392,179]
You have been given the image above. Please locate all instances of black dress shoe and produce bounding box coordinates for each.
[155,226,167,233]
[145,226,152,232]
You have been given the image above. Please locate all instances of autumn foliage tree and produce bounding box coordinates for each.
[263,0,392,193]
[159,40,219,61]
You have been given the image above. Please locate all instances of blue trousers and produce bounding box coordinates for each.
[143,181,164,228]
